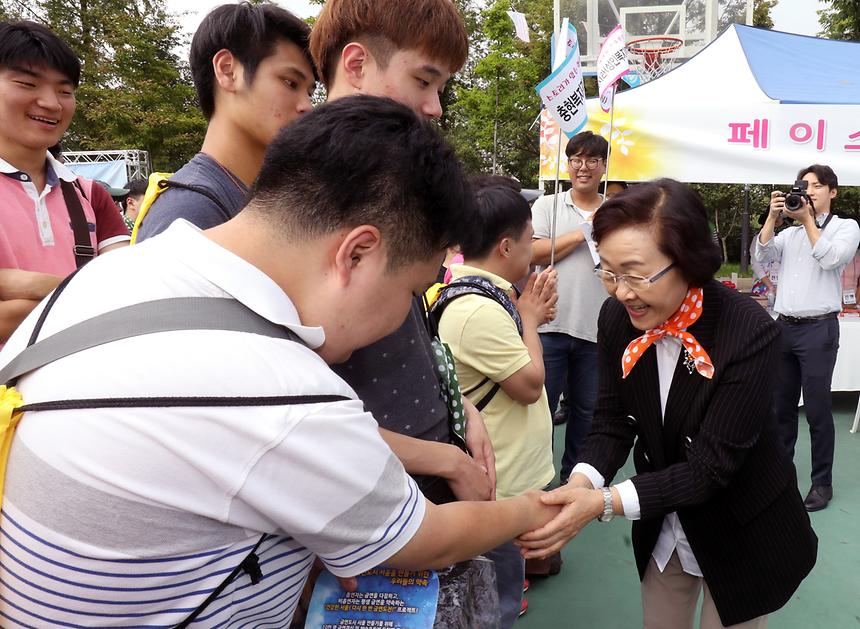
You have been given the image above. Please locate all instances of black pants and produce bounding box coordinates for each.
[773,316,839,487]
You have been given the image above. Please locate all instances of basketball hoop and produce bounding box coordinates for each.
[626,36,683,82]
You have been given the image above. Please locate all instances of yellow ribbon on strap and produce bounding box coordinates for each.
[0,385,24,503]
[424,283,446,309]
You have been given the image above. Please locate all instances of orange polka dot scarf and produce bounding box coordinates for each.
[621,287,714,380]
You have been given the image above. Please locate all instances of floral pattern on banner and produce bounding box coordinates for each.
[539,102,667,182]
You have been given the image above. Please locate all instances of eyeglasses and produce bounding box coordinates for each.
[568,157,603,170]
[594,263,676,291]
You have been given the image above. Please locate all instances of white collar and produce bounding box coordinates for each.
[153,220,326,349]
[0,150,78,182]
[46,151,79,182]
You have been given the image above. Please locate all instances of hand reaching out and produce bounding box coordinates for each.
[515,486,604,559]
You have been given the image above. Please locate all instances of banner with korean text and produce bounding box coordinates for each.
[538,25,860,185]
[597,25,630,113]
[536,28,587,138]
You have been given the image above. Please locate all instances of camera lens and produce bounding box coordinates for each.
[784,194,803,212]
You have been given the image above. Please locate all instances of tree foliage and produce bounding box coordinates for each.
[752,0,777,28]
[442,0,551,186]
[0,0,206,171]
[818,0,860,41]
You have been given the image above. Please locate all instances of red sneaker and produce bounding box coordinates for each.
[519,598,529,617]
[523,578,530,593]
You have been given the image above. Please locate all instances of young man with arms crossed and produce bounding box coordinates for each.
[530,130,609,484]
[311,0,497,509]
[135,2,315,240]
[756,164,860,512]
[0,96,560,628]
[0,21,129,344]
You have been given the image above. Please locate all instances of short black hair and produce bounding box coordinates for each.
[0,21,80,87]
[460,184,532,259]
[797,164,837,190]
[249,95,473,269]
[190,3,314,120]
[565,130,608,159]
[592,179,722,287]
[126,179,148,199]
[468,174,522,193]
[601,180,628,193]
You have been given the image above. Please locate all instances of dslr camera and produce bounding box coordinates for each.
[783,180,811,212]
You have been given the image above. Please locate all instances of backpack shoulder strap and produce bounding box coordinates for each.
[431,277,521,333]
[0,297,300,387]
[161,179,234,220]
[130,172,173,244]
[0,286,343,629]
[130,175,235,244]
[59,180,96,269]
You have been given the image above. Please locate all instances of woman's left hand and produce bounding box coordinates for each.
[514,486,604,558]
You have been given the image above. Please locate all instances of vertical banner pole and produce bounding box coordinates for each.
[550,124,564,267]
[602,85,616,202]
[547,17,571,268]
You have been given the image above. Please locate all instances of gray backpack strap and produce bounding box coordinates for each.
[0,297,300,386]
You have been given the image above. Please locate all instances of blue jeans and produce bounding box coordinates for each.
[484,541,524,629]
[540,332,598,480]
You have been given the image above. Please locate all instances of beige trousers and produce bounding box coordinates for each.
[641,552,768,629]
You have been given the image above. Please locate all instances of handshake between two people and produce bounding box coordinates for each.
[516,473,618,559]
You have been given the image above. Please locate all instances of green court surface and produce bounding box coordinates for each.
[517,393,860,628]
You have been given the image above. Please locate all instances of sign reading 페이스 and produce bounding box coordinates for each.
[597,25,630,112]
[537,26,588,138]
[305,568,439,629]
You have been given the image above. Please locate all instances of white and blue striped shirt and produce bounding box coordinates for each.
[0,222,425,627]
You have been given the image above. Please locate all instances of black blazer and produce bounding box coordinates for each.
[579,280,817,626]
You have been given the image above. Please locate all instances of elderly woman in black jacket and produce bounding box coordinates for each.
[518,179,817,629]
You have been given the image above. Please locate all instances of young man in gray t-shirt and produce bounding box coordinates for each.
[531,131,609,483]
[136,3,314,241]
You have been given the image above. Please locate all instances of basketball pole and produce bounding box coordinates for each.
[548,14,568,269]
[602,85,617,202]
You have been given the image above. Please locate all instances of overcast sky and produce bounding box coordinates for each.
[166,0,824,40]
[168,0,320,37]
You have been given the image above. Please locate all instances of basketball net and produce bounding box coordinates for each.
[626,36,683,82]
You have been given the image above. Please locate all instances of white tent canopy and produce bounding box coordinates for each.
[540,25,860,185]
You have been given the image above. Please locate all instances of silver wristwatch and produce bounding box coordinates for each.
[597,487,614,522]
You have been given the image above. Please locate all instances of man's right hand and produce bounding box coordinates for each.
[768,190,785,220]
[446,444,494,501]
[519,489,564,532]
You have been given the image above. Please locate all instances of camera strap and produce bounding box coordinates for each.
[817,213,834,231]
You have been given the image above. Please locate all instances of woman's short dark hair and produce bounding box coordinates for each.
[592,178,722,286]
[190,3,314,120]
[0,21,80,87]
[460,184,532,259]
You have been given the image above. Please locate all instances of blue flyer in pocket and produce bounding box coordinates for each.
[304,568,439,629]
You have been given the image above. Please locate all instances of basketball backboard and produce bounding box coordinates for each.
[558,0,753,77]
